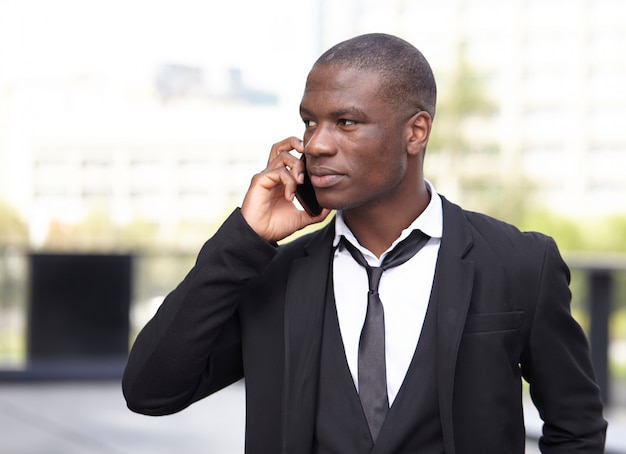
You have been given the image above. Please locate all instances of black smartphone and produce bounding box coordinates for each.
[295,154,322,216]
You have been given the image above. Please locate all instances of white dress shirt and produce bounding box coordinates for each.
[332,180,443,404]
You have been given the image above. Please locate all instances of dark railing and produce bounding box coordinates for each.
[569,253,626,407]
[0,250,624,407]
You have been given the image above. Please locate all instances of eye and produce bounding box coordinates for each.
[338,119,357,126]
[302,119,317,127]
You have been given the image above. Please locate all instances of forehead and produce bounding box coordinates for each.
[300,65,388,113]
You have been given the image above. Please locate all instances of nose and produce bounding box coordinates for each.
[304,123,337,157]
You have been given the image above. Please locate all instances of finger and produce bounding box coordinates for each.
[267,136,304,166]
[266,146,305,185]
[255,165,300,201]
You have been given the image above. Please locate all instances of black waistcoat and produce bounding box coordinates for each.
[314,271,445,454]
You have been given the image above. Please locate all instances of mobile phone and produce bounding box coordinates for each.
[295,154,322,216]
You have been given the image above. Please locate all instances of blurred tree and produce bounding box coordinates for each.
[457,176,535,227]
[0,201,27,329]
[426,45,524,223]
[0,200,28,246]
[518,211,626,254]
[44,211,114,251]
[44,210,160,252]
[41,210,232,253]
[118,219,160,251]
[593,215,626,253]
[518,210,586,251]
[428,52,495,155]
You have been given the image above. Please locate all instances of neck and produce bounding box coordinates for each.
[343,181,430,258]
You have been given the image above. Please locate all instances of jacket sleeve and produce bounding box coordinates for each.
[122,208,277,415]
[521,237,607,453]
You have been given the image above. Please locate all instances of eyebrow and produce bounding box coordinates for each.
[332,107,365,118]
[299,105,367,118]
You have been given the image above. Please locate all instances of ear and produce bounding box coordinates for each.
[406,111,432,157]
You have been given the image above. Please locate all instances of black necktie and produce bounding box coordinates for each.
[341,230,430,441]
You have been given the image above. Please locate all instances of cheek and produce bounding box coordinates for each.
[343,127,408,186]
[379,160,407,189]
[362,145,407,184]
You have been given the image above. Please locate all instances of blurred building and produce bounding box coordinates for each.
[0,67,287,247]
[0,0,625,248]
[322,0,626,216]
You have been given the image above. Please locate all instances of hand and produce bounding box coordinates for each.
[241,137,331,243]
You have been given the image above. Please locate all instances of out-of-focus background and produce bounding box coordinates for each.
[0,0,625,452]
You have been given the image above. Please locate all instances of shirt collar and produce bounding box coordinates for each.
[332,179,443,256]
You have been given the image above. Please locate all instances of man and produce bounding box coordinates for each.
[123,33,607,453]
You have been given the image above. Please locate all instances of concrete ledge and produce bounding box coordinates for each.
[0,358,126,382]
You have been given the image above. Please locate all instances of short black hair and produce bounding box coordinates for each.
[314,33,437,119]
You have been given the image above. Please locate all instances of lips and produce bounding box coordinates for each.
[307,167,345,189]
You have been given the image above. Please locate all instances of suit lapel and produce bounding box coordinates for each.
[281,220,336,454]
[435,198,475,454]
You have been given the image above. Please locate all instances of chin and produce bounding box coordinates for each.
[316,190,367,212]
[318,199,357,212]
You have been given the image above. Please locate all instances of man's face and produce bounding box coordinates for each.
[299,64,415,212]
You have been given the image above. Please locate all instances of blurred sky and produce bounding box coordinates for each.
[2,0,625,222]
[0,0,322,103]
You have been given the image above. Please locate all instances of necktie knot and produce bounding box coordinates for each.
[341,229,430,278]
[365,266,384,294]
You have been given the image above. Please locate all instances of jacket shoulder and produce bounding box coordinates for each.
[462,207,553,249]
[441,197,557,261]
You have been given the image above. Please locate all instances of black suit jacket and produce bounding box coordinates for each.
[123,197,607,453]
